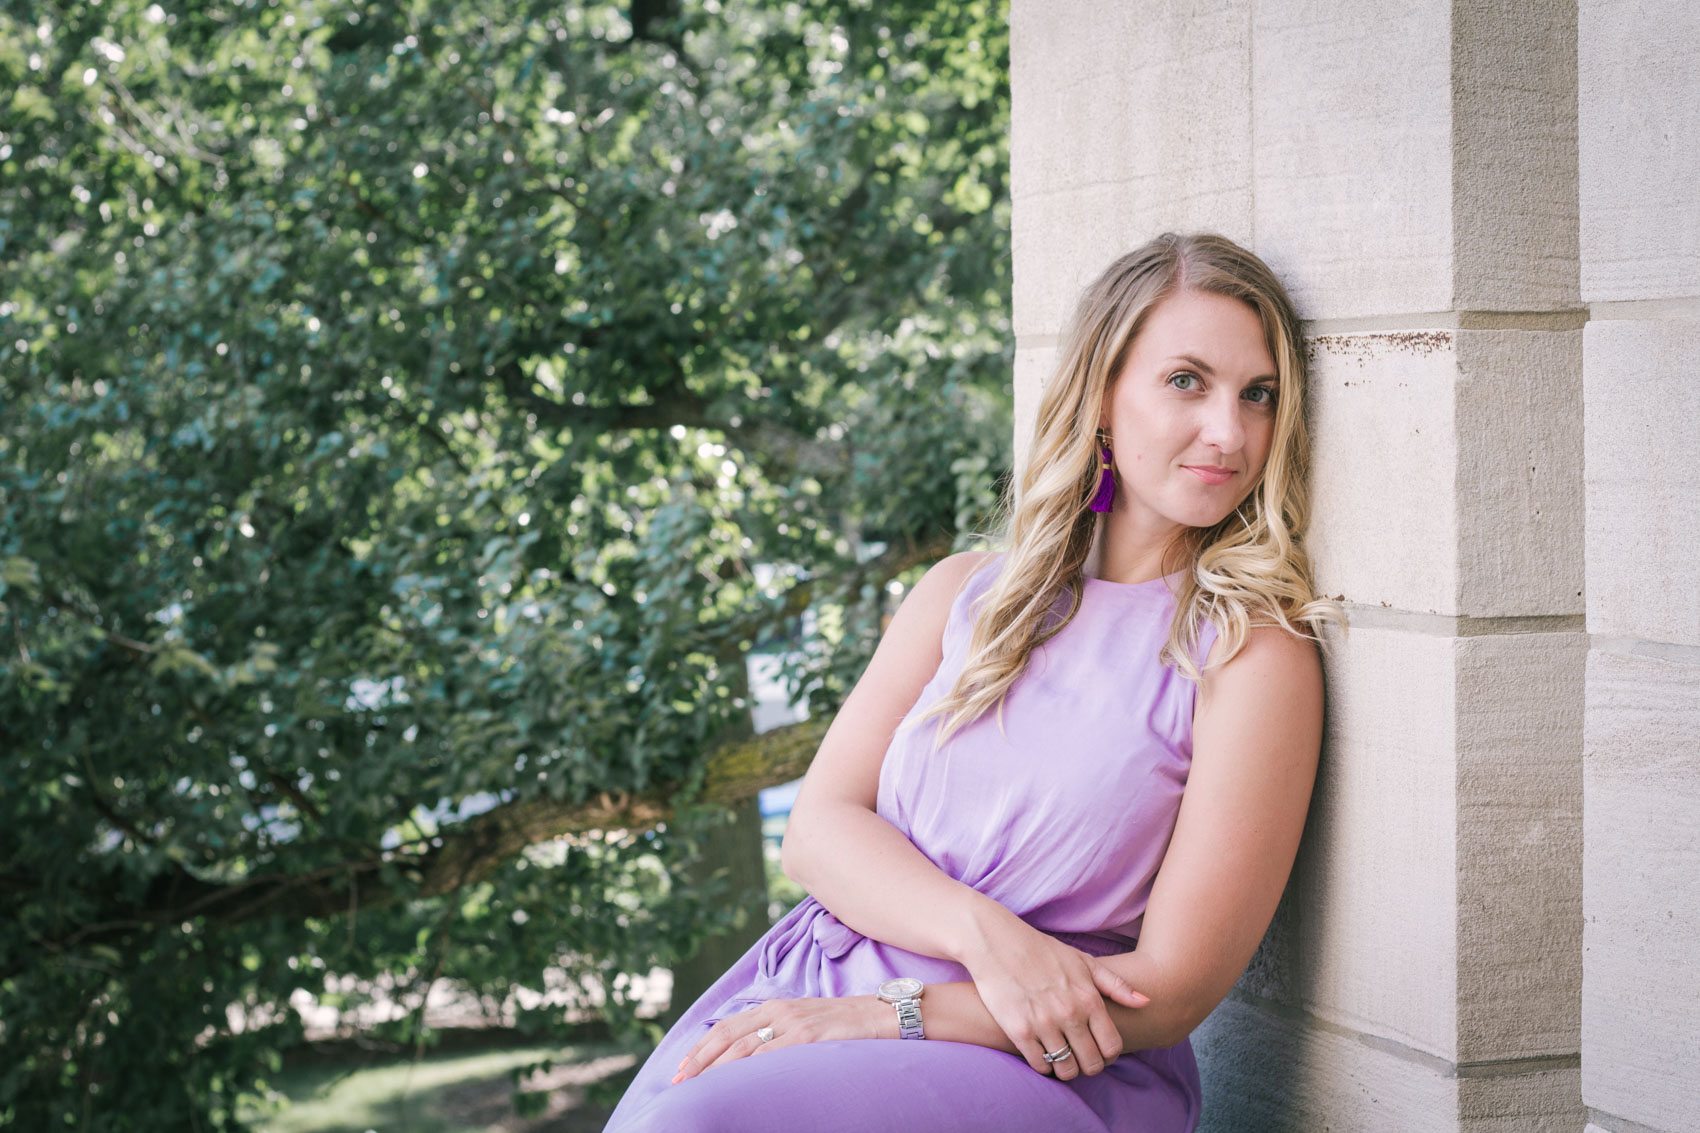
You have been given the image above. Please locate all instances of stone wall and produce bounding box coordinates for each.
[1010,2,1695,1129]
[1578,4,1700,1133]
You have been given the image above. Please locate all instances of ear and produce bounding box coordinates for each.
[1095,377,1118,437]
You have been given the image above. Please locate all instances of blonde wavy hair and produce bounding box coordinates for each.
[906,231,1344,749]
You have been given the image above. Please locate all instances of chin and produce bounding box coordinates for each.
[1165,504,1236,530]
[1180,487,1259,528]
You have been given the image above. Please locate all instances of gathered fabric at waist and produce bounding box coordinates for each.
[1044,926,1137,959]
[703,898,1138,1028]
[762,898,1135,979]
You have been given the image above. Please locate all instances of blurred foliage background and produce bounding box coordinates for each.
[0,0,1011,1127]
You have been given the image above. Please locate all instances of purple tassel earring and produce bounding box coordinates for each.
[1088,442,1116,513]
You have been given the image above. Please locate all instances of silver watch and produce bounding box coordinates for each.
[877,976,926,1040]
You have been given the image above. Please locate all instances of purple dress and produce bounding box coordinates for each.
[605,552,1219,1132]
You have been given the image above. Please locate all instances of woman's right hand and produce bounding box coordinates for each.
[957,916,1151,1081]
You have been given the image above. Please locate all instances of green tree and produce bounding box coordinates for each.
[0,0,1011,1127]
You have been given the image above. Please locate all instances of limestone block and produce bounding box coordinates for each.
[1579,0,1700,300]
[1010,0,1253,339]
[1194,995,1457,1132]
[1195,997,1582,1132]
[1226,627,1584,1073]
[1306,328,1584,618]
[1455,331,1584,619]
[1252,0,1453,320]
[1581,649,1700,1133]
[1583,319,1700,647]
[1289,623,1458,1058]
[1305,330,1458,614]
[1456,1065,1585,1132]
[1011,343,1057,490]
[1011,191,1256,342]
[1454,631,1586,1063]
[1451,0,1580,311]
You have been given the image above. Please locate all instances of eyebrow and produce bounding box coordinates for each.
[1164,354,1279,384]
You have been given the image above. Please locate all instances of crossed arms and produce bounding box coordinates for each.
[778,550,1323,1075]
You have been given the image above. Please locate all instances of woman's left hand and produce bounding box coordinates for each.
[671,996,893,1084]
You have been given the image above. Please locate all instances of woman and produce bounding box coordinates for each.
[603,231,1341,1132]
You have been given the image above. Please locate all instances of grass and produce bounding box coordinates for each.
[241,1041,636,1133]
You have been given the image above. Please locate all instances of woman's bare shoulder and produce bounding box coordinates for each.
[783,549,1002,824]
[904,549,1000,616]
[1194,618,1322,746]
[1197,621,1324,740]
[931,548,1000,582]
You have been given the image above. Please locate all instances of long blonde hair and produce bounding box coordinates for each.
[908,231,1344,749]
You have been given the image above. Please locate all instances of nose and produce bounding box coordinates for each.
[1198,391,1247,454]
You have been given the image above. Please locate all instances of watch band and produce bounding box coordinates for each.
[892,995,924,1040]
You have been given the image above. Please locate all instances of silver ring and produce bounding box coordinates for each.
[1042,1044,1073,1063]
[756,1026,775,1042]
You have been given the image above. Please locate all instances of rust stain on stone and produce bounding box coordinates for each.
[1305,330,1454,367]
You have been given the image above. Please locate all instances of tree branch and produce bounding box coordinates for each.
[15,713,831,973]
[496,359,851,478]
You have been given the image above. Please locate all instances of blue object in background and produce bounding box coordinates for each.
[758,778,802,818]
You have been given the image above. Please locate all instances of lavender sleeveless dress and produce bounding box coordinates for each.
[604,552,1219,1132]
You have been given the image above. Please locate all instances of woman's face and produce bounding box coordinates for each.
[1099,287,1280,539]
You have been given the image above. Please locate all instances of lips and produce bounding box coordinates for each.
[1183,465,1235,485]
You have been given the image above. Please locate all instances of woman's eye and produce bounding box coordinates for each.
[1244,385,1276,405]
[1167,371,1199,391]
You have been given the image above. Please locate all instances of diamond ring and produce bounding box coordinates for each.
[1042,1044,1073,1063]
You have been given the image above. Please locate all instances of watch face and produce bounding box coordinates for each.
[879,976,924,1001]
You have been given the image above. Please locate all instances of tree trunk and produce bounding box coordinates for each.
[662,793,771,1027]
[664,652,773,1026]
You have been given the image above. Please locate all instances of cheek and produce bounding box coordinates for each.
[1248,413,1277,455]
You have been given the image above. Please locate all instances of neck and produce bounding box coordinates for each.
[1086,512,1184,584]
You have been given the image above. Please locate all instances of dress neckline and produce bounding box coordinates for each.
[1081,567,1188,593]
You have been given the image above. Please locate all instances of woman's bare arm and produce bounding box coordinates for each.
[1118,621,1323,1043]
[778,550,1023,965]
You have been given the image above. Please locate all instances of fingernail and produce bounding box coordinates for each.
[676,1057,687,1070]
